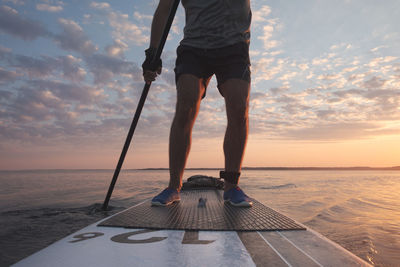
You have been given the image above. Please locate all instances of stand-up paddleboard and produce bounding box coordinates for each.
[13,176,371,267]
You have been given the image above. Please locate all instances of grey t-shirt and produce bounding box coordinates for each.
[180,0,251,49]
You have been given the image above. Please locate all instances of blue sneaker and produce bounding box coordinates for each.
[223,187,253,207]
[151,188,180,206]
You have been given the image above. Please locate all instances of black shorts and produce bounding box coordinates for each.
[174,42,251,97]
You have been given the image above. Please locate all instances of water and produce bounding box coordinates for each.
[1,169,399,266]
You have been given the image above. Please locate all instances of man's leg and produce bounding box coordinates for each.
[219,78,250,191]
[168,74,206,190]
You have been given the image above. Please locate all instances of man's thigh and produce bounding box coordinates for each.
[176,74,207,105]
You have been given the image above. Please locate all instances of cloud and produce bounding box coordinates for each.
[279,71,298,82]
[90,1,149,46]
[282,122,390,141]
[249,91,267,109]
[252,5,271,24]
[362,76,386,89]
[36,3,63,13]
[368,56,397,67]
[9,55,56,78]
[269,87,289,96]
[342,66,358,73]
[330,43,352,51]
[9,54,57,78]
[58,55,86,82]
[298,63,309,71]
[105,39,128,58]
[247,21,400,141]
[312,57,329,66]
[54,18,97,55]
[317,73,341,81]
[0,75,167,146]
[2,0,25,6]
[316,109,336,120]
[85,53,141,84]
[0,5,97,56]
[0,5,50,40]
[8,86,64,123]
[29,80,104,104]
[7,53,86,82]
[133,11,153,21]
[0,47,145,146]
[0,78,106,140]
[107,11,149,45]
[258,24,278,50]
[0,44,12,58]
[250,86,400,140]
[248,49,400,140]
[0,67,19,83]
[90,2,110,10]
[252,4,280,51]
[251,57,285,82]
[370,45,386,53]
[0,89,13,100]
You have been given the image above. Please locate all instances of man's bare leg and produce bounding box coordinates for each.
[219,79,250,191]
[168,74,205,190]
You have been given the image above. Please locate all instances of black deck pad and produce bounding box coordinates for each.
[99,189,305,231]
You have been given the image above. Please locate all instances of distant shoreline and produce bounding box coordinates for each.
[139,166,400,171]
[1,166,400,172]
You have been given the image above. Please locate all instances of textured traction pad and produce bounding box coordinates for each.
[99,189,305,231]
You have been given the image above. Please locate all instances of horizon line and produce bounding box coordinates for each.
[1,166,400,172]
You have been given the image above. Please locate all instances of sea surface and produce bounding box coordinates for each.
[0,169,399,266]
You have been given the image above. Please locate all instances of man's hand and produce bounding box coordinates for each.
[142,47,162,84]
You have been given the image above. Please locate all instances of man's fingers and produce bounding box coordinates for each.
[143,70,158,83]
[144,71,156,77]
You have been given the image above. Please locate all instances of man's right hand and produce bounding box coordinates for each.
[142,47,162,84]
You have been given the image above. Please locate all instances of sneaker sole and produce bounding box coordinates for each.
[151,199,180,207]
[224,199,253,207]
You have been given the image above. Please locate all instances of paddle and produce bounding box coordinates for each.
[102,0,181,211]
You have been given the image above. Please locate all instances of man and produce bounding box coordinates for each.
[143,0,253,207]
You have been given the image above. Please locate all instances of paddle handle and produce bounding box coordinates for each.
[102,0,181,211]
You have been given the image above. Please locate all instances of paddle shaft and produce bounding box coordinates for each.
[102,0,181,211]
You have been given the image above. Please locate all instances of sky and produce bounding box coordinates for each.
[0,0,399,170]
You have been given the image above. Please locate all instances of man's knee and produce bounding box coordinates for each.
[222,80,250,126]
[174,100,198,125]
[227,106,248,127]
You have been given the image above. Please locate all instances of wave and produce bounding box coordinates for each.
[0,203,126,266]
[259,183,297,190]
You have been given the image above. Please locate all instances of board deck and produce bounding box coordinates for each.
[99,189,305,231]
[13,198,372,267]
